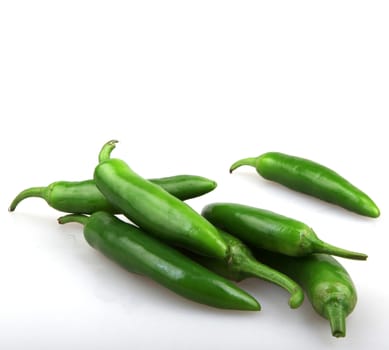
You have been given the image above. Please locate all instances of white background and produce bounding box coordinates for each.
[1,1,388,349]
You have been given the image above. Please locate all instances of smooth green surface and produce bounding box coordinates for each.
[58,212,260,311]
[8,175,217,214]
[94,141,228,259]
[257,152,379,217]
[256,250,357,337]
[150,175,216,200]
[202,202,367,260]
[230,152,380,218]
[188,228,304,309]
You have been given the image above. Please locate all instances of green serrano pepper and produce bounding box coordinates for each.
[186,228,304,309]
[256,250,357,337]
[202,202,367,260]
[8,175,216,214]
[94,140,228,259]
[230,152,380,218]
[58,211,260,311]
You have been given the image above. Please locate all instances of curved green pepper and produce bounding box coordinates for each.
[94,140,228,259]
[256,250,357,337]
[9,175,216,214]
[230,152,380,218]
[202,202,367,260]
[186,228,304,309]
[58,211,260,311]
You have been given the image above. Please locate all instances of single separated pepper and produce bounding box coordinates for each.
[94,140,228,259]
[202,202,367,260]
[8,175,217,214]
[255,250,357,337]
[230,152,380,218]
[186,228,304,309]
[58,211,260,311]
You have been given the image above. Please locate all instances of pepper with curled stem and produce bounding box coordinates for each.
[230,152,380,218]
[9,175,217,214]
[255,249,358,338]
[202,202,368,260]
[93,140,228,259]
[187,228,304,309]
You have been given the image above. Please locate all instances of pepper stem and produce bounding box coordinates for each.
[239,258,304,309]
[58,214,89,226]
[8,187,47,212]
[98,140,119,163]
[312,239,368,261]
[323,301,347,338]
[229,157,258,173]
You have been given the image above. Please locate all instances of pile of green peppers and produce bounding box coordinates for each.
[10,140,380,338]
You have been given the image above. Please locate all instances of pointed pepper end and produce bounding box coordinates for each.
[288,288,305,309]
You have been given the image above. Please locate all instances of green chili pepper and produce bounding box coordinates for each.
[230,152,380,218]
[202,202,367,260]
[8,175,216,214]
[186,228,304,309]
[255,250,357,337]
[58,211,260,311]
[93,140,228,259]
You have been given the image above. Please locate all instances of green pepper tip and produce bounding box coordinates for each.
[370,205,380,218]
[324,301,347,338]
[229,157,258,173]
[288,288,305,309]
[58,214,89,226]
[8,187,47,212]
[313,239,368,261]
[98,140,119,163]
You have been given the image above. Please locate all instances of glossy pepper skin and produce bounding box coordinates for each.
[230,152,380,218]
[8,175,217,214]
[58,211,260,311]
[94,140,228,259]
[202,203,367,260]
[186,228,304,309]
[256,250,357,337]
